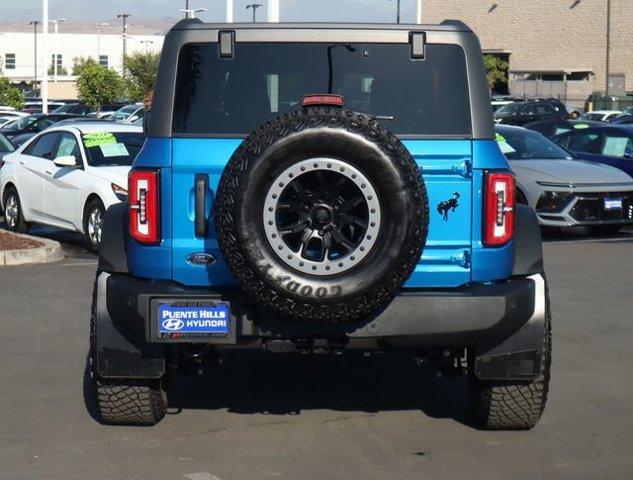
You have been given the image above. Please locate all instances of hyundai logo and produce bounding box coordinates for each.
[161,318,185,331]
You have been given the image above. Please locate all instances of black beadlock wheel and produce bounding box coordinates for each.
[214,107,429,324]
[468,280,552,430]
[88,276,167,425]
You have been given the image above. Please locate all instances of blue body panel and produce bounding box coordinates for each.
[127,138,172,280]
[128,137,514,286]
[573,152,633,179]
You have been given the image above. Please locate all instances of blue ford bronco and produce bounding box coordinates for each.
[89,20,551,429]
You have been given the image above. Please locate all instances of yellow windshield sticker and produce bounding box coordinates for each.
[495,132,515,154]
[83,132,117,148]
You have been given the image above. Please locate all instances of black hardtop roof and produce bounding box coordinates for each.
[169,18,471,33]
[150,17,493,139]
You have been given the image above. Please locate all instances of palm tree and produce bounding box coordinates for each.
[122,52,160,102]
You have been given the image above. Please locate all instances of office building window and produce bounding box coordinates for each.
[51,54,62,68]
[5,53,16,69]
[99,55,108,68]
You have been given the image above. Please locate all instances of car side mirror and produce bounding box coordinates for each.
[143,110,151,136]
[54,155,77,167]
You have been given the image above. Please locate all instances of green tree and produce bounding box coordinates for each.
[48,65,69,76]
[123,51,160,101]
[76,64,125,112]
[483,54,509,92]
[72,56,98,76]
[0,77,25,110]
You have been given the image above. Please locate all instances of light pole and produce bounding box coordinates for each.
[180,8,207,18]
[267,0,279,22]
[415,0,422,24]
[605,0,611,98]
[117,13,131,72]
[96,22,109,62]
[388,0,401,23]
[182,0,207,19]
[246,3,262,23]
[42,0,49,113]
[226,0,234,22]
[29,20,39,90]
[140,40,154,53]
[49,18,66,82]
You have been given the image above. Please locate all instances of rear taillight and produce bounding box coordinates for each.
[483,172,515,247]
[129,169,160,244]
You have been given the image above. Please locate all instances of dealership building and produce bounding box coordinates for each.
[423,0,632,103]
[0,26,163,98]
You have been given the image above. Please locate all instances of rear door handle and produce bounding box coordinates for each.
[194,174,208,237]
[45,170,53,175]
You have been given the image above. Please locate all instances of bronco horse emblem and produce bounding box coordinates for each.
[437,192,460,221]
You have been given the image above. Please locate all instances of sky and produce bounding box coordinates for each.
[0,0,421,24]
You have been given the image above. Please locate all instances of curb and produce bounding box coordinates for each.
[0,232,64,266]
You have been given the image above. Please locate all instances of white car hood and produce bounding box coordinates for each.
[88,165,130,189]
[510,159,633,185]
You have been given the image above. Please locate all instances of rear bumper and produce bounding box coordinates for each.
[94,272,547,379]
[102,271,542,348]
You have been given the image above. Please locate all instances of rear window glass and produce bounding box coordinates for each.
[81,132,145,166]
[173,43,472,137]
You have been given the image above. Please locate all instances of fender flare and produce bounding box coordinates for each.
[513,203,544,276]
[98,202,129,274]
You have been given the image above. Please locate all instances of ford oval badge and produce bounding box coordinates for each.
[186,253,216,266]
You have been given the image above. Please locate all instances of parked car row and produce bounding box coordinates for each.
[0,122,143,251]
[496,125,633,233]
[0,102,145,149]
[492,98,633,126]
[1,91,632,256]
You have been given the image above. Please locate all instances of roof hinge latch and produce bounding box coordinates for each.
[219,30,235,59]
[410,31,426,59]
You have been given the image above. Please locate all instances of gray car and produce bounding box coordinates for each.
[496,125,633,233]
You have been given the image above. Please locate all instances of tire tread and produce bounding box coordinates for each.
[470,284,552,430]
[88,275,166,426]
[214,107,428,324]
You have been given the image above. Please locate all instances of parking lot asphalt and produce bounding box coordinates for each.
[1,226,632,480]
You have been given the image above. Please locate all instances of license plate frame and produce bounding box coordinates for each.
[151,299,236,343]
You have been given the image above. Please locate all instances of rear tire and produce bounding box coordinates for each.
[3,187,29,233]
[468,283,551,430]
[83,198,105,253]
[88,276,166,425]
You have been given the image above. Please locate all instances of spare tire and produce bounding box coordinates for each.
[215,107,428,324]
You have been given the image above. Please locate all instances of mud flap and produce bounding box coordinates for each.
[474,273,546,381]
[95,272,165,379]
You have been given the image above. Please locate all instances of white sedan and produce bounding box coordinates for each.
[496,125,633,234]
[580,110,622,123]
[0,123,143,252]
